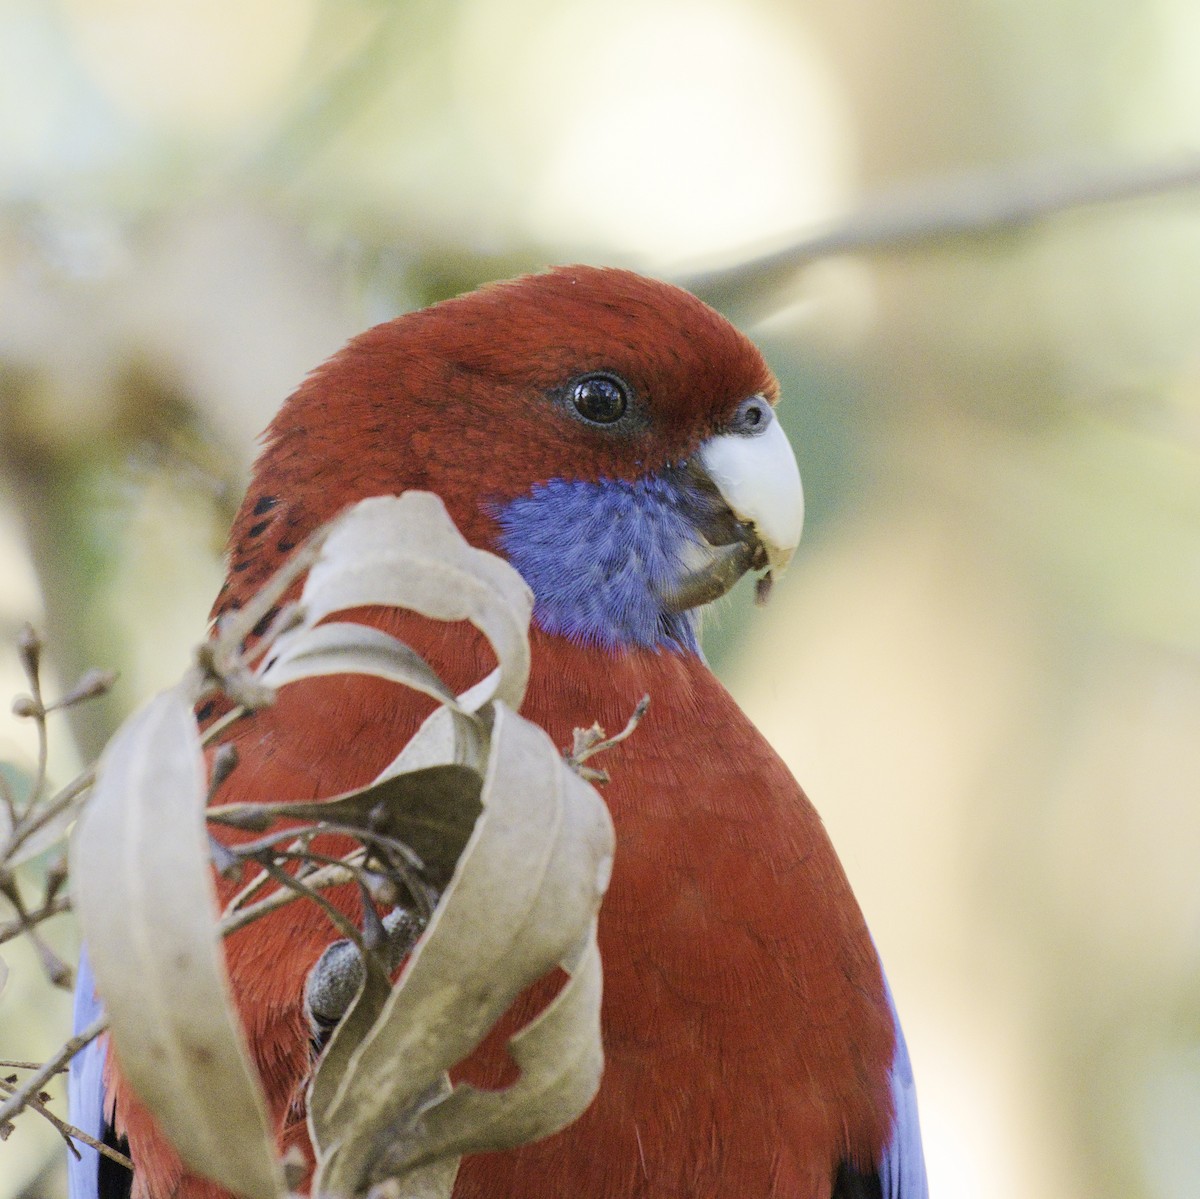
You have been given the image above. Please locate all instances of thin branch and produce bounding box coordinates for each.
[0,879,70,986]
[0,771,17,835]
[0,893,71,946]
[0,1014,107,1128]
[246,856,366,952]
[63,1118,136,1172]
[277,838,436,923]
[566,694,650,784]
[199,704,248,749]
[219,853,363,936]
[682,152,1200,315]
[19,628,50,809]
[5,767,95,862]
[217,822,325,861]
[0,1075,133,1170]
[200,537,324,678]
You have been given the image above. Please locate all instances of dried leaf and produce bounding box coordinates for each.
[400,927,604,1160]
[306,946,392,1139]
[375,704,491,778]
[211,763,483,894]
[268,494,532,712]
[310,703,615,1197]
[259,623,461,711]
[300,707,491,1139]
[65,495,610,1199]
[70,689,284,1199]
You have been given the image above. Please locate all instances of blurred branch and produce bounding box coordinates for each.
[0,356,240,759]
[683,152,1200,317]
[0,895,71,946]
[0,1069,133,1171]
[0,1015,107,1130]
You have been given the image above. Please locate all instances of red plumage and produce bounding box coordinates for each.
[108,267,894,1199]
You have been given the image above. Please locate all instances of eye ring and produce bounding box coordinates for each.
[729,395,774,436]
[570,373,629,425]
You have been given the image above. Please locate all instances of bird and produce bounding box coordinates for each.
[69,265,927,1199]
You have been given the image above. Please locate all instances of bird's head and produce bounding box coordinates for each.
[226,266,803,654]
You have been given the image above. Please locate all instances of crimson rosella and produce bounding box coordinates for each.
[69,266,927,1199]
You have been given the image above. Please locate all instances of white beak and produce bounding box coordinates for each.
[697,411,804,572]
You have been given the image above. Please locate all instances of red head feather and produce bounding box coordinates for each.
[217,266,776,622]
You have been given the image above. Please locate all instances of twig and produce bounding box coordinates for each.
[0,893,71,946]
[199,704,248,748]
[682,152,1200,316]
[191,519,342,713]
[209,810,433,918]
[196,528,328,693]
[0,772,17,836]
[2,638,114,865]
[16,625,50,809]
[0,1014,107,1128]
[216,822,325,861]
[566,695,650,784]
[0,1075,133,1170]
[0,879,70,986]
[67,1118,136,1171]
[243,856,366,952]
[4,767,95,862]
[220,853,363,936]
[317,822,433,915]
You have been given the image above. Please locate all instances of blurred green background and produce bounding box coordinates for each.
[2,1,1199,1196]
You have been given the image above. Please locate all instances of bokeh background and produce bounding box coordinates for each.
[2,1,1199,1196]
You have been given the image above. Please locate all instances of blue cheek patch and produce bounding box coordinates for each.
[494,475,703,654]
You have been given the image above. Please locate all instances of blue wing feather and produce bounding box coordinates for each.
[67,947,105,1199]
[879,966,929,1199]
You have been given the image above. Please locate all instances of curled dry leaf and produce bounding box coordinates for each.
[71,493,616,1199]
[69,689,285,1199]
[265,493,533,712]
[259,623,462,711]
[211,763,484,897]
[310,704,615,1198]
[407,926,604,1158]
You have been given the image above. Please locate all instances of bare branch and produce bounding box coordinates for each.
[46,669,118,713]
[0,1014,107,1128]
[0,894,71,946]
[199,704,249,749]
[566,694,650,784]
[0,770,17,834]
[3,767,95,863]
[682,152,1200,316]
[0,1074,133,1171]
[219,852,364,936]
[13,624,49,809]
[244,855,367,953]
[0,879,71,985]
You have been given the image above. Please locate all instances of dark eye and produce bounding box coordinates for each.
[570,373,628,425]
